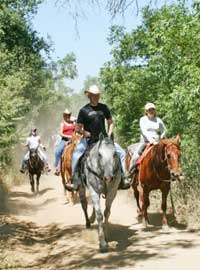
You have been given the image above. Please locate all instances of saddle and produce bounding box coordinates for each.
[128,144,152,166]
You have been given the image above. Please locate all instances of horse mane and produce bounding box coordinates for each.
[151,141,166,170]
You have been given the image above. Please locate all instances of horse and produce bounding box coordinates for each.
[126,135,181,228]
[60,133,82,204]
[77,134,121,252]
[27,147,44,193]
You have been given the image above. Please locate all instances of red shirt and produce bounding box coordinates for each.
[62,121,75,136]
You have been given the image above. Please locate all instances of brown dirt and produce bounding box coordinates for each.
[0,174,200,270]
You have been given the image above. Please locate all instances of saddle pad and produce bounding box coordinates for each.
[135,144,152,165]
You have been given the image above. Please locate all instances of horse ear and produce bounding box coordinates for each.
[99,132,104,142]
[98,132,104,148]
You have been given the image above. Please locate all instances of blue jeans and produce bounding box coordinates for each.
[54,139,66,167]
[71,138,126,176]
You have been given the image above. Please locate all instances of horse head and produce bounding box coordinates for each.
[163,135,181,181]
[96,133,120,182]
[29,146,40,164]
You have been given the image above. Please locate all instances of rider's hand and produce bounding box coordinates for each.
[149,138,158,145]
[83,131,91,137]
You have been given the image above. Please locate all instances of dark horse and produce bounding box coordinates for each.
[27,147,44,193]
[126,135,181,227]
[78,134,121,252]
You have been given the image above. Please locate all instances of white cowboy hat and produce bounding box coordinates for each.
[63,109,71,115]
[85,85,100,95]
[145,102,156,110]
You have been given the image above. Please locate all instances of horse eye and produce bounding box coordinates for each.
[167,154,171,159]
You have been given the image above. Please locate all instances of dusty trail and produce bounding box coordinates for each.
[0,174,200,270]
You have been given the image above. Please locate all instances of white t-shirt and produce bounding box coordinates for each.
[140,115,167,143]
[26,135,41,149]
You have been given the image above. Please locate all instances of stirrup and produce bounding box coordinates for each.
[20,169,25,174]
[65,183,77,192]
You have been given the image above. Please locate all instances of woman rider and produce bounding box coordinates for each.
[54,109,76,175]
[128,102,167,175]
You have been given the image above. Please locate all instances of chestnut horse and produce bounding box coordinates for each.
[126,135,181,227]
[60,133,82,204]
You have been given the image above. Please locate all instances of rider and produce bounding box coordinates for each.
[20,128,51,173]
[54,109,76,175]
[65,85,130,191]
[127,102,167,176]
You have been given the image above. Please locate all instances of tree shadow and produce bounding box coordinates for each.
[0,217,199,270]
[147,212,187,230]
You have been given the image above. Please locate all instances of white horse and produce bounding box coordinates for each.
[78,134,121,252]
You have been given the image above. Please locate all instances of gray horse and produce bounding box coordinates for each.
[78,134,121,252]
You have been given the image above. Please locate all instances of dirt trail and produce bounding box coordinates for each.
[0,174,200,270]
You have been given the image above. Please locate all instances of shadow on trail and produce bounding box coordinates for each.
[9,188,54,199]
[0,217,198,270]
[147,212,187,230]
[0,187,56,215]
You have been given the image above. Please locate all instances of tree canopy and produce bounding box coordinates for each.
[100,2,200,182]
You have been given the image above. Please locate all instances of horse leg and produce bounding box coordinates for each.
[90,186,108,252]
[89,207,96,224]
[104,189,117,242]
[36,173,41,194]
[161,187,170,227]
[142,187,150,228]
[132,179,142,218]
[79,187,90,228]
[29,174,35,193]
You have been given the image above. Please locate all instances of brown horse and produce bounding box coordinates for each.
[126,135,181,227]
[60,133,82,204]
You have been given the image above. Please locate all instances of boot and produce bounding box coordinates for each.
[125,165,137,179]
[118,174,131,190]
[65,171,80,192]
[20,161,26,173]
[45,164,51,172]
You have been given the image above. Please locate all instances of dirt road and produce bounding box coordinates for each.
[0,174,200,270]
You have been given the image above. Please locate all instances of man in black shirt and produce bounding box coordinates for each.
[66,85,130,191]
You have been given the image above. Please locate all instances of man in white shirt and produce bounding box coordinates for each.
[20,128,51,173]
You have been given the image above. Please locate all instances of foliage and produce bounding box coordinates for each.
[0,0,78,169]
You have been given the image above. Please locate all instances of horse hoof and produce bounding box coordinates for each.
[161,224,169,232]
[100,244,108,253]
[143,219,149,229]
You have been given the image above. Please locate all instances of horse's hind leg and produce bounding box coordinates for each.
[79,187,90,228]
[142,187,150,228]
[132,178,142,218]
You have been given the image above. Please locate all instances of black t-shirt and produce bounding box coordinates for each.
[77,103,112,143]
